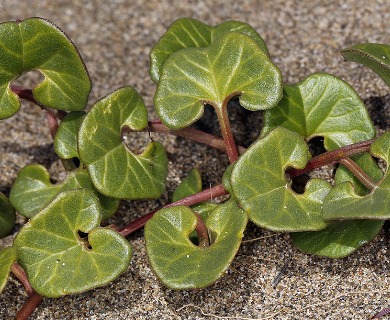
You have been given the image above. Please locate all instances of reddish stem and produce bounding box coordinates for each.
[15,292,43,320]
[287,139,375,178]
[194,212,210,248]
[339,158,377,190]
[119,184,227,237]
[11,263,33,296]
[215,105,239,163]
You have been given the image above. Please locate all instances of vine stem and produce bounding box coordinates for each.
[215,105,239,163]
[11,263,33,296]
[339,158,377,190]
[194,212,210,248]
[15,292,43,320]
[119,184,227,237]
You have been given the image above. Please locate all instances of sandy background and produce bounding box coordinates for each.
[0,0,389,319]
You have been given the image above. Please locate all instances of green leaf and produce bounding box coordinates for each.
[13,189,132,298]
[341,43,390,86]
[172,168,202,202]
[9,164,119,220]
[0,192,16,237]
[261,73,375,150]
[145,199,247,289]
[78,86,168,199]
[323,132,390,220]
[150,18,269,83]
[0,247,17,293]
[0,18,91,119]
[54,111,86,160]
[291,220,384,258]
[230,127,331,232]
[154,32,282,129]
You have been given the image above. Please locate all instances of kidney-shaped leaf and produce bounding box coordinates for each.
[291,220,384,258]
[323,132,390,220]
[0,247,17,293]
[154,32,282,129]
[145,199,247,289]
[261,73,375,150]
[150,18,269,83]
[9,164,119,220]
[54,111,86,160]
[13,189,132,298]
[0,18,91,119]
[78,86,168,199]
[0,192,16,237]
[341,43,390,86]
[230,127,331,232]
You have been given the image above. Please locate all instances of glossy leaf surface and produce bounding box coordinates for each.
[78,86,168,199]
[9,164,119,220]
[154,32,282,129]
[0,247,17,293]
[54,111,86,160]
[0,18,91,119]
[150,18,269,83]
[0,192,15,237]
[291,220,384,258]
[231,127,331,232]
[341,43,390,86]
[261,73,375,150]
[145,199,247,289]
[14,190,132,298]
[324,132,390,220]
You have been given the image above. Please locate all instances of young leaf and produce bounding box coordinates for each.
[0,18,91,119]
[172,168,202,202]
[145,199,247,289]
[54,111,86,160]
[154,32,282,129]
[78,86,168,199]
[261,73,375,150]
[9,164,119,220]
[323,132,390,220]
[150,18,269,83]
[0,247,17,293]
[0,192,16,237]
[13,189,132,298]
[230,127,331,232]
[341,43,390,86]
[291,220,384,258]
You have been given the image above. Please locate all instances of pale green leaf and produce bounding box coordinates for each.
[230,127,331,232]
[0,247,17,293]
[14,190,132,298]
[172,168,202,202]
[145,199,247,289]
[78,86,168,199]
[154,32,282,129]
[0,18,91,119]
[9,164,119,220]
[261,73,375,150]
[0,192,15,237]
[341,43,390,86]
[323,132,390,220]
[150,18,269,83]
[291,220,384,258]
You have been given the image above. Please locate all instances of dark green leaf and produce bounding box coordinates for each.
[78,86,168,199]
[9,164,119,220]
[14,189,132,298]
[145,199,247,289]
[341,43,390,86]
[291,220,384,258]
[54,111,86,160]
[0,247,17,293]
[261,73,375,150]
[0,192,16,237]
[154,32,282,129]
[230,127,331,232]
[0,18,91,119]
[150,18,269,83]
